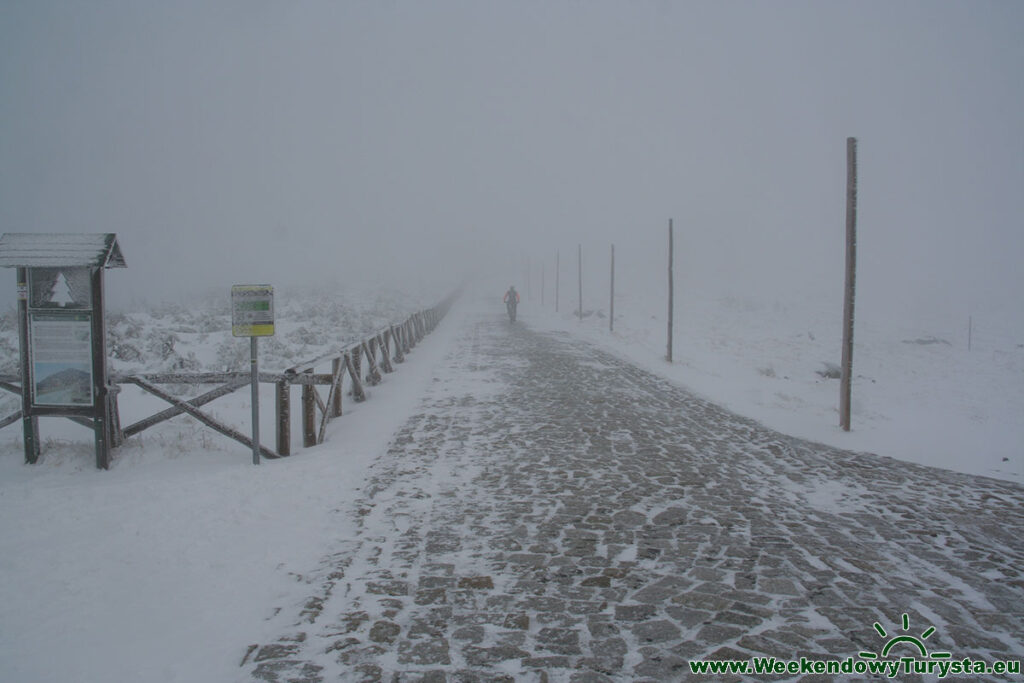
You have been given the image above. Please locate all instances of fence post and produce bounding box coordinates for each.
[364,340,382,385]
[302,370,316,447]
[351,345,362,386]
[378,332,394,373]
[331,358,343,417]
[346,352,366,402]
[393,325,405,363]
[276,378,290,456]
[839,137,858,431]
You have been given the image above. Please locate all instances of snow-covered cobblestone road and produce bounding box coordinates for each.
[244,313,1024,682]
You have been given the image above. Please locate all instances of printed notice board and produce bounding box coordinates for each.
[30,312,94,406]
[231,284,274,337]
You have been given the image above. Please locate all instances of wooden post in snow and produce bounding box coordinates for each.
[302,368,316,447]
[577,244,583,321]
[276,378,290,456]
[331,357,343,416]
[610,244,615,332]
[839,137,858,432]
[541,262,545,307]
[527,255,532,302]
[667,219,674,363]
[555,250,560,312]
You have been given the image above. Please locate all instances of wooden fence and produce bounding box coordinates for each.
[0,290,459,460]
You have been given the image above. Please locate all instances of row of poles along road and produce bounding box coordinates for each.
[517,138,859,432]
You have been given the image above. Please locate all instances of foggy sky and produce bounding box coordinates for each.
[1,1,1022,321]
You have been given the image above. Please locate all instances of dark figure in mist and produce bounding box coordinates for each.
[504,285,520,322]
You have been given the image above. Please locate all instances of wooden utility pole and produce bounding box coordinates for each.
[577,244,583,321]
[839,137,858,431]
[555,250,560,312]
[610,244,615,332]
[526,255,531,301]
[667,219,674,362]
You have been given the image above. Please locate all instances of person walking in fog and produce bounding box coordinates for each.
[503,285,520,322]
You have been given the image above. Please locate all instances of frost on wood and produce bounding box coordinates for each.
[0,232,126,268]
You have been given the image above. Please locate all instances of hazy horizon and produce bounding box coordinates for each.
[2,1,1022,325]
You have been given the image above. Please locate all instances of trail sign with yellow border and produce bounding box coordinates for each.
[231,285,274,337]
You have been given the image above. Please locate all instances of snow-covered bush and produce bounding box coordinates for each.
[215,339,250,372]
[147,333,180,361]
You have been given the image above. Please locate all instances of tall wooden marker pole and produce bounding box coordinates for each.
[577,244,583,321]
[526,255,532,301]
[839,138,857,431]
[667,219,674,362]
[609,244,615,332]
[555,250,560,312]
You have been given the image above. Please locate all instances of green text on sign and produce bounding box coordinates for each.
[231,284,275,337]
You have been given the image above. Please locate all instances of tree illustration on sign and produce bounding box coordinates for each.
[49,272,75,307]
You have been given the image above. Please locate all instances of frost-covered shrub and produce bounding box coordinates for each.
[147,333,180,361]
[107,317,147,364]
[286,325,329,348]
[0,335,19,374]
[110,312,146,330]
[195,312,226,334]
[110,340,144,363]
[259,336,295,366]
[171,351,202,372]
[0,309,16,332]
[120,319,144,339]
[104,283,445,375]
[215,339,255,372]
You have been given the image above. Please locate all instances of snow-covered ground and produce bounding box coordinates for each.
[520,274,1024,484]
[0,285,457,683]
[0,280,1020,682]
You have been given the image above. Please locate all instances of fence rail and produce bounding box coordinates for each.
[0,290,459,462]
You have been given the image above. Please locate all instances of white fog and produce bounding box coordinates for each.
[1,3,1022,682]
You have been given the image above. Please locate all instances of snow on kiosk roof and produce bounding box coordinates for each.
[0,233,126,269]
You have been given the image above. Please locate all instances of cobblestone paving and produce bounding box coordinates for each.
[244,315,1024,682]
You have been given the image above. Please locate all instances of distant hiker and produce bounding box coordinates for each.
[504,285,520,322]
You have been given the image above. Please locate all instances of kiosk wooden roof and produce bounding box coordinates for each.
[0,233,126,269]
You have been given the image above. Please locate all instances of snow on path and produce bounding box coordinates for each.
[243,301,1024,682]
[0,299,465,683]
